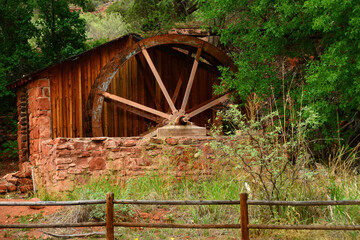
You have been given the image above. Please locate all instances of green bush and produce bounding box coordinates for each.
[81,12,129,41]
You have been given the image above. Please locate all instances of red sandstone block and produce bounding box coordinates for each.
[7,184,17,192]
[91,137,106,141]
[165,137,179,145]
[28,100,37,113]
[14,171,30,178]
[30,139,41,154]
[57,170,68,180]
[80,151,91,158]
[37,116,51,127]
[5,174,18,185]
[74,158,89,169]
[55,158,73,165]
[37,98,50,110]
[150,138,163,144]
[37,79,50,88]
[130,149,142,158]
[27,81,38,89]
[40,128,51,139]
[28,88,42,99]
[29,198,45,210]
[139,158,152,166]
[179,138,192,145]
[18,178,33,185]
[73,142,85,150]
[0,185,7,192]
[115,140,123,146]
[104,141,117,149]
[57,150,71,157]
[56,165,69,171]
[72,150,82,156]
[92,151,104,157]
[53,138,67,145]
[20,185,32,193]
[118,147,134,153]
[89,157,106,171]
[30,129,40,139]
[41,144,52,156]
[124,139,137,147]
[68,167,84,174]
[86,144,99,151]
[43,87,50,97]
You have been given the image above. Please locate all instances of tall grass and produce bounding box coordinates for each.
[34,155,360,239]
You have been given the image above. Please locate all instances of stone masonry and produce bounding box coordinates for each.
[0,78,51,194]
[36,136,233,192]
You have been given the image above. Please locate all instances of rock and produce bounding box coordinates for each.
[0,184,7,193]
[165,137,179,145]
[19,185,32,193]
[29,198,45,210]
[5,174,18,185]
[6,184,17,192]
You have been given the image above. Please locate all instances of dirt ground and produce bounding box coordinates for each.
[0,198,63,239]
[0,158,19,178]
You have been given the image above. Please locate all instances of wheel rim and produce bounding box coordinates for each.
[86,34,236,137]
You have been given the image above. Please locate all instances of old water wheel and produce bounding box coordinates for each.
[86,34,236,137]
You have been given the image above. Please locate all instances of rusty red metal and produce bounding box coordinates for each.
[86,34,236,137]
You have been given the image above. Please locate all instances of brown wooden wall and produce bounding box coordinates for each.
[49,35,136,138]
[43,35,220,138]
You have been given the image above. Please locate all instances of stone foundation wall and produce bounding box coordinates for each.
[36,136,231,192]
[0,78,52,194]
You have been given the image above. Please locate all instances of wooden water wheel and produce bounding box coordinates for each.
[86,34,236,137]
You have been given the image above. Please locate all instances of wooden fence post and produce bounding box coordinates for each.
[106,192,114,240]
[240,193,250,240]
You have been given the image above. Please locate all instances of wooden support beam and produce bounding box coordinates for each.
[140,45,177,113]
[105,98,164,123]
[98,90,171,120]
[180,45,203,112]
[186,93,230,119]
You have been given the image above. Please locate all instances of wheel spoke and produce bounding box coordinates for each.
[140,45,177,113]
[186,93,231,119]
[180,44,203,112]
[97,90,171,120]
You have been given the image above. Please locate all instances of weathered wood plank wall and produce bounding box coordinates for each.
[49,36,136,138]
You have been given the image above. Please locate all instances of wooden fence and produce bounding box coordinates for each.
[1,193,360,239]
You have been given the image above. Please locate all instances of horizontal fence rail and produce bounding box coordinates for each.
[247,200,360,206]
[113,199,240,205]
[1,193,360,240]
[0,200,106,206]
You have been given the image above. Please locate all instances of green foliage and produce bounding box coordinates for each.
[0,0,87,119]
[1,140,19,159]
[198,0,360,149]
[34,0,87,63]
[105,0,133,17]
[125,0,197,33]
[81,12,128,41]
[210,105,319,203]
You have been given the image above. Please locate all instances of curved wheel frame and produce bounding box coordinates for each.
[86,34,236,137]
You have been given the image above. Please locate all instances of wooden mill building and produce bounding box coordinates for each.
[8,33,235,189]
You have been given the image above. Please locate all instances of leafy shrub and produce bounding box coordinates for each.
[81,12,129,41]
[210,104,319,204]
